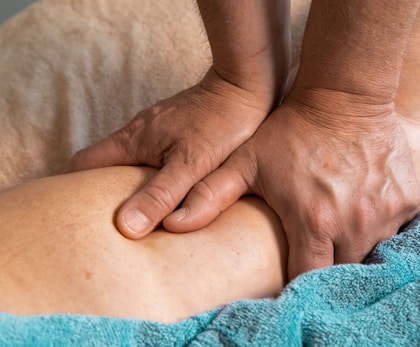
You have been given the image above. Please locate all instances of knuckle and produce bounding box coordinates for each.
[306,243,331,259]
[143,184,178,214]
[109,125,146,162]
[297,235,332,260]
[109,130,129,151]
[114,117,146,149]
[168,142,221,177]
[191,180,217,205]
[305,205,337,243]
[124,116,146,137]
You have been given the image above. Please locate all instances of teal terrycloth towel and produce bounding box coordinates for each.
[1,217,419,346]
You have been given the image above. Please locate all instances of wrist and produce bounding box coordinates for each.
[202,66,280,115]
[286,86,396,129]
[199,0,291,108]
[295,54,400,105]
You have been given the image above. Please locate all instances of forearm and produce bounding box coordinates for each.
[295,0,420,103]
[197,0,291,106]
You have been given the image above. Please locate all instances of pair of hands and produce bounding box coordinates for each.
[69,68,420,280]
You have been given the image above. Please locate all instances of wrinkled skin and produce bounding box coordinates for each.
[68,68,274,236]
[164,87,420,280]
[68,0,420,282]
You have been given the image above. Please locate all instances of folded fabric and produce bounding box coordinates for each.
[1,216,419,346]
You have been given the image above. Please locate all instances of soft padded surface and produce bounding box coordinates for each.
[0,0,210,189]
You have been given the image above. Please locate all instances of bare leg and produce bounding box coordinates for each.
[0,166,287,323]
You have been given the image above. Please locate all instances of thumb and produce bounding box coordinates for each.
[163,162,249,232]
[286,230,335,282]
[116,162,201,239]
[67,130,137,172]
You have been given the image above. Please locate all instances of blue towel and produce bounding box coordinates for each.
[1,217,419,346]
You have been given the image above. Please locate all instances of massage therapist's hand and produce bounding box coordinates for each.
[68,67,274,237]
[69,0,290,237]
[162,0,420,280]
[164,88,420,280]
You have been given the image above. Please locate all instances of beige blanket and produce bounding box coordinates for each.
[0,0,310,190]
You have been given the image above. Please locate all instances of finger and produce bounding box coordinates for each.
[67,130,137,172]
[332,224,380,264]
[287,229,335,281]
[163,163,250,232]
[333,214,407,264]
[334,241,376,265]
[116,162,201,239]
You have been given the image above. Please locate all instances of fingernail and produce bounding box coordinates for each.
[122,209,151,235]
[172,207,189,222]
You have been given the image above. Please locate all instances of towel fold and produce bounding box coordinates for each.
[1,217,419,346]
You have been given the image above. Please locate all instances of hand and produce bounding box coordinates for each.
[164,88,420,280]
[68,68,274,238]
